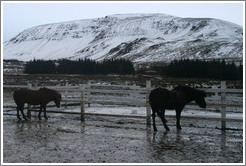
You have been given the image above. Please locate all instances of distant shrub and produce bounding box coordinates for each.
[24,59,56,74]
[24,58,134,75]
[161,59,243,80]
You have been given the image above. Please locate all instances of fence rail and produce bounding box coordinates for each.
[3,81,243,129]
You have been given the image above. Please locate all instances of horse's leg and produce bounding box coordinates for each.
[152,111,157,131]
[157,110,170,131]
[16,106,21,120]
[151,106,158,131]
[38,105,42,120]
[175,109,183,129]
[43,106,48,120]
[20,104,27,121]
[161,109,167,123]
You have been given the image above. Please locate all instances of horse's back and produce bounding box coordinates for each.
[149,88,170,106]
[13,88,29,98]
[13,88,40,105]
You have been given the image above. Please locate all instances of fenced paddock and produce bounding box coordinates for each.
[3,80,243,130]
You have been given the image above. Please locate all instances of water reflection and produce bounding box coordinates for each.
[13,120,58,147]
[146,129,186,162]
[220,130,227,153]
[147,129,183,144]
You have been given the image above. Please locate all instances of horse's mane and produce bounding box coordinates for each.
[39,87,58,93]
[39,87,61,99]
[173,85,206,98]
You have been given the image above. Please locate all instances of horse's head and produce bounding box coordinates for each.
[195,97,206,108]
[54,93,62,108]
[194,90,206,108]
[40,88,62,108]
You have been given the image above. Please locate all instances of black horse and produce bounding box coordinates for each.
[13,87,61,120]
[149,86,206,131]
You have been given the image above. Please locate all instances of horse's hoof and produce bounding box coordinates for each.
[23,116,28,121]
[177,126,182,130]
[165,127,170,131]
[44,117,48,120]
[153,126,158,132]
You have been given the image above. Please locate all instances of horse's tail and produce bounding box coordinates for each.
[149,88,161,107]
[13,89,24,105]
[13,90,17,104]
[148,89,155,107]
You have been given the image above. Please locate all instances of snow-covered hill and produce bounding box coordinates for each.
[3,13,243,64]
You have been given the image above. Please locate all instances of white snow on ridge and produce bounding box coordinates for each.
[3,13,243,63]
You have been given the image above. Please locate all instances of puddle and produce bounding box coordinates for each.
[2,115,243,163]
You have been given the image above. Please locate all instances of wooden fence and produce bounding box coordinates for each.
[3,80,243,129]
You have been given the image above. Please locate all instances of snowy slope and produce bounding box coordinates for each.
[3,13,243,63]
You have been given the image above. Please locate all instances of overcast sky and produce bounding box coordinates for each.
[2,1,244,42]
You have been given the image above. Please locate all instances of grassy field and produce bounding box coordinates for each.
[3,73,243,89]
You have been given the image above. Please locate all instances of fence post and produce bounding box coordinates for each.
[27,83,32,118]
[80,85,85,122]
[64,81,68,108]
[146,80,151,125]
[88,81,91,107]
[33,83,38,89]
[221,81,226,130]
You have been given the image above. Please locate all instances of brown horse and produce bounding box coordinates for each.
[13,87,61,120]
[149,86,206,131]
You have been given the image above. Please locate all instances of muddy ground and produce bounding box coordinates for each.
[3,73,243,89]
[2,112,243,164]
[2,73,244,163]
